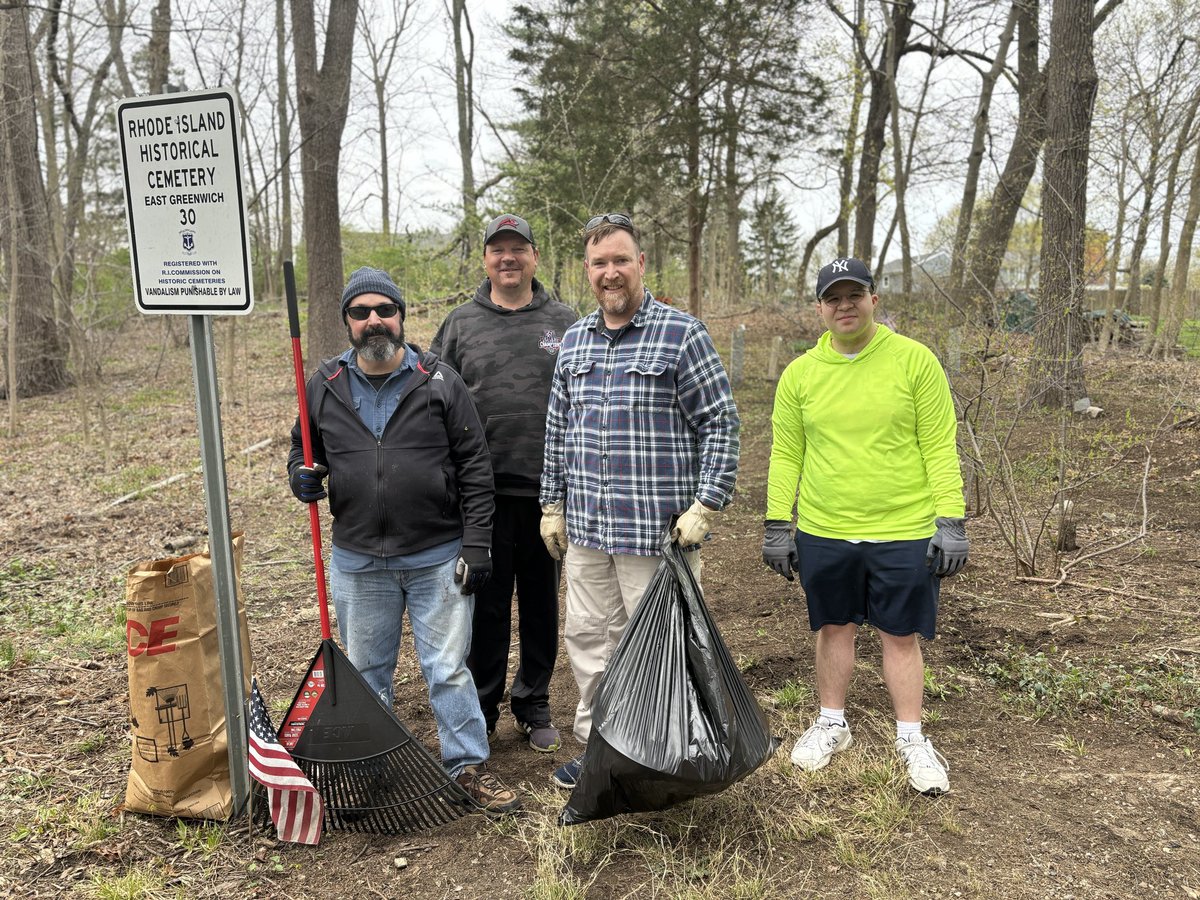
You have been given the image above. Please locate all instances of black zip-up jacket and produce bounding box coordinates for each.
[287,346,494,556]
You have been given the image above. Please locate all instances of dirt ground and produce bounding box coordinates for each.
[1,302,1198,899]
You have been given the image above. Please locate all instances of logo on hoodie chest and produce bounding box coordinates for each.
[539,330,563,355]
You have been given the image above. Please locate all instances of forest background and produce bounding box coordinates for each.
[1,1,1200,898]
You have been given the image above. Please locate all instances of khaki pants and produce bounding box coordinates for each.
[563,542,700,744]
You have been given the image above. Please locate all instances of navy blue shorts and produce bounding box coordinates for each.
[795,530,939,639]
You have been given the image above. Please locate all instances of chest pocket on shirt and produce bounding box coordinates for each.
[621,358,674,409]
[565,359,600,408]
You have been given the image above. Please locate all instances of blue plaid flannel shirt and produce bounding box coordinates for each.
[539,291,740,556]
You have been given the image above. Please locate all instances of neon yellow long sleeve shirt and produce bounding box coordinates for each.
[765,325,964,540]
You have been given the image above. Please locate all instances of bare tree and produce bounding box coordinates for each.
[292,0,359,364]
[46,0,127,318]
[276,0,294,287]
[357,0,416,239]
[1144,87,1200,337]
[1151,127,1200,358]
[449,0,478,265]
[831,0,914,263]
[948,2,1018,300]
[147,0,171,94]
[0,5,67,398]
[969,0,1122,307]
[883,0,944,298]
[1027,0,1098,407]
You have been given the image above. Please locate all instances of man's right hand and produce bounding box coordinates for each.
[539,501,568,560]
[289,463,328,503]
[762,520,799,581]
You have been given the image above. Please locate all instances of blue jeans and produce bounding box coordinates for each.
[330,557,489,774]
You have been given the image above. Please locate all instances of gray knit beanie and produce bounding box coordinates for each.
[340,267,406,320]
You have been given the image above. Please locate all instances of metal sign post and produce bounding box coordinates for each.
[116,87,255,817]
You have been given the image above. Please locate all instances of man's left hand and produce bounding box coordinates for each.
[925,517,969,577]
[455,546,492,594]
[673,500,718,546]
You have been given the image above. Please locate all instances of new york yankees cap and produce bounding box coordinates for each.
[816,257,874,299]
[483,213,536,247]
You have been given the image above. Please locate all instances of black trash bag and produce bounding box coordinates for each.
[560,534,780,825]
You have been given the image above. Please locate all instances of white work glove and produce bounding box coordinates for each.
[540,501,568,560]
[672,500,718,546]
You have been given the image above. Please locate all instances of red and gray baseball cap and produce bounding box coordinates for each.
[816,257,875,299]
[483,213,536,247]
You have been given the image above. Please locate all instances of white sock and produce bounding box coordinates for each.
[818,707,847,727]
[896,720,923,742]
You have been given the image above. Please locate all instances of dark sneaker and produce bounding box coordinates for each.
[551,755,583,790]
[486,725,497,746]
[514,718,561,753]
[456,764,522,816]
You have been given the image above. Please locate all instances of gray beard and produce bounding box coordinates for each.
[349,323,405,362]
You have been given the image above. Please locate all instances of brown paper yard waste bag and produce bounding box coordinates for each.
[124,533,252,820]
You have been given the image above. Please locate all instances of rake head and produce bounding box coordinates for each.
[277,640,471,834]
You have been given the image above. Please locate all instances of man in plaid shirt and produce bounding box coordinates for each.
[538,213,740,789]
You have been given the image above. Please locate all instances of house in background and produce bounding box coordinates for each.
[878,250,951,294]
[879,248,1042,297]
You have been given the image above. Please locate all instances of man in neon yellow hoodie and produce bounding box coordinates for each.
[762,256,967,795]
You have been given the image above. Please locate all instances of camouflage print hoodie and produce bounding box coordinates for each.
[431,278,579,496]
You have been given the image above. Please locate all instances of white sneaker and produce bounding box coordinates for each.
[895,734,950,794]
[790,718,853,771]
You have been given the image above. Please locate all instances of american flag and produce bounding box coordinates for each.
[248,677,323,845]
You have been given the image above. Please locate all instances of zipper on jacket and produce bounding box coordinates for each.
[376,438,386,557]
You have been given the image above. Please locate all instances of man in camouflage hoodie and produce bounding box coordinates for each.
[431,214,578,753]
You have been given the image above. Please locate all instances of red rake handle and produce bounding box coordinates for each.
[285,261,333,642]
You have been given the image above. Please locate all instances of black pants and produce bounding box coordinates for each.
[467,494,561,728]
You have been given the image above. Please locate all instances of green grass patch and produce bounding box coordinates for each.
[8,792,120,849]
[88,864,171,900]
[976,643,1200,729]
[770,680,812,711]
[5,567,124,661]
[96,464,170,498]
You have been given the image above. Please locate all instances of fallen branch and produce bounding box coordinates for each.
[98,437,273,512]
[1015,576,1166,605]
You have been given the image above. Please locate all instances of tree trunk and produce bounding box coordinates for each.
[950,3,1018,300]
[276,0,293,283]
[1145,88,1200,338]
[852,0,913,263]
[1099,140,1128,353]
[0,6,68,397]
[721,77,741,310]
[1152,126,1200,358]
[1123,128,1161,317]
[451,0,477,266]
[685,41,704,319]
[147,0,172,94]
[1027,0,1096,408]
[968,0,1043,309]
[292,0,359,365]
[836,0,866,257]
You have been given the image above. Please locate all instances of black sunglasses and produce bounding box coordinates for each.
[346,302,401,321]
[584,213,634,231]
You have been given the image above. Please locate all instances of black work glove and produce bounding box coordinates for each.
[289,463,328,503]
[762,519,799,582]
[455,546,492,595]
[926,517,969,577]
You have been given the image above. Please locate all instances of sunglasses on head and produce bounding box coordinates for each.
[346,302,401,321]
[584,213,634,231]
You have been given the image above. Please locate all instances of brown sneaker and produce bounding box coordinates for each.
[455,764,522,816]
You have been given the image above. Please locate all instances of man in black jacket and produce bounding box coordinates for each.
[287,266,520,815]
[432,214,578,753]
